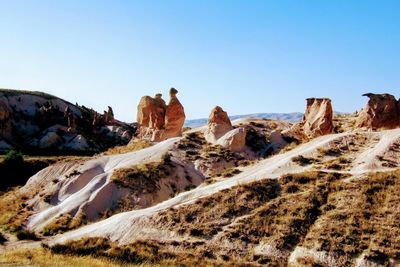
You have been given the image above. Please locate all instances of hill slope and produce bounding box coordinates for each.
[43,128,400,266]
[0,89,135,154]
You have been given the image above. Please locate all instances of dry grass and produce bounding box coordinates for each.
[103,140,152,156]
[324,156,352,170]
[0,247,155,267]
[0,187,32,232]
[50,237,220,267]
[39,170,400,266]
[301,170,400,264]
[292,155,319,166]
[111,156,173,194]
[42,213,86,236]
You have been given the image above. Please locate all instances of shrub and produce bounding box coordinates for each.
[16,230,37,240]
[4,150,24,166]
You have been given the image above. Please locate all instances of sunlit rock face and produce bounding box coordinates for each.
[137,88,185,142]
[356,93,400,130]
[303,98,334,138]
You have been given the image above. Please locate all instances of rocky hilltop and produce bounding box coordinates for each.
[0,89,135,154]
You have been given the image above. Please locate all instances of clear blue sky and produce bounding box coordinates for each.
[0,0,399,122]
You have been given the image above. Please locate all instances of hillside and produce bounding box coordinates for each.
[0,89,136,155]
[44,128,400,266]
[0,92,399,267]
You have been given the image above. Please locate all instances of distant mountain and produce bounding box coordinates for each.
[184,112,303,128]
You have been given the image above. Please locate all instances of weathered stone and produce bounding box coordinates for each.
[136,89,185,142]
[164,88,185,139]
[303,98,334,138]
[217,127,247,152]
[204,106,233,143]
[356,93,400,129]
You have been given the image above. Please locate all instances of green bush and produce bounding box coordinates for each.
[4,150,24,166]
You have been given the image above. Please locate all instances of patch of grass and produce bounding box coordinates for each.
[111,160,171,194]
[103,140,152,155]
[42,213,86,236]
[292,155,318,166]
[221,168,242,178]
[16,229,38,240]
[0,247,149,267]
[301,170,400,261]
[325,156,351,170]
[0,187,32,233]
[50,237,219,266]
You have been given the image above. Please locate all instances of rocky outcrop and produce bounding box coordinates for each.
[0,89,136,154]
[204,106,233,143]
[303,98,334,138]
[204,106,247,151]
[217,127,247,152]
[105,106,115,125]
[283,98,333,141]
[356,93,400,129]
[0,98,12,140]
[137,88,185,142]
[164,89,186,139]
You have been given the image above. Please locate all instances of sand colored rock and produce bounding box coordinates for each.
[217,127,247,152]
[136,89,185,142]
[164,89,185,139]
[303,98,334,138]
[356,93,400,129]
[204,106,233,143]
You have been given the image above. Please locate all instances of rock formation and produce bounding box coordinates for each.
[282,98,333,141]
[0,89,135,154]
[204,106,233,143]
[356,93,400,129]
[64,106,76,132]
[164,88,186,139]
[0,99,12,140]
[136,88,185,142]
[303,98,334,138]
[105,106,115,125]
[217,127,247,152]
[204,106,247,151]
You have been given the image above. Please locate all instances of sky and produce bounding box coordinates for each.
[0,0,399,122]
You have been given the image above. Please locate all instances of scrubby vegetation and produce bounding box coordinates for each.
[111,157,173,194]
[0,247,152,267]
[50,237,221,266]
[292,155,319,166]
[42,213,86,236]
[103,140,152,155]
[15,229,38,240]
[0,187,32,233]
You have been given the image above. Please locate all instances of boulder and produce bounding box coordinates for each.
[64,135,90,151]
[356,93,400,129]
[204,106,233,143]
[303,98,334,138]
[39,132,63,149]
[217,128,247,152]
